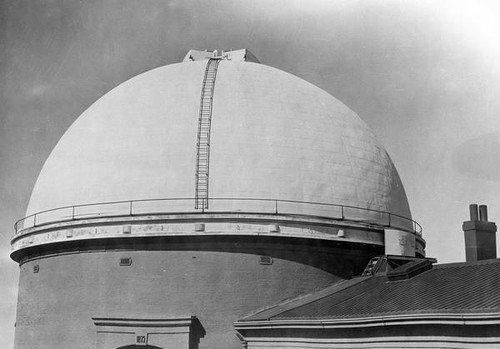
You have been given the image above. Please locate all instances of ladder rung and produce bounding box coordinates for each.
[196,59,219,205]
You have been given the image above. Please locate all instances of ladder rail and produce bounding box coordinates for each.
[195,59,220,210]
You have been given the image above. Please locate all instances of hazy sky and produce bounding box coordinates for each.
[2,0,500,346]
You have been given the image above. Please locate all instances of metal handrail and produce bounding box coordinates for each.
[13,197,422,237]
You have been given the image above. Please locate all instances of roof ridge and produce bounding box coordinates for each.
[282,276,386,317]
[239,277,370,321]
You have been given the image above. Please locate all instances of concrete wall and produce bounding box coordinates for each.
[15,247,343,349]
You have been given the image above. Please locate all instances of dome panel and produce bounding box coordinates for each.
[26,58,412,227]
[209,61,410,219]
[27,62,206,214]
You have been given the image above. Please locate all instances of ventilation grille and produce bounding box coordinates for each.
[119,257,132,266]
[260,256,273,265]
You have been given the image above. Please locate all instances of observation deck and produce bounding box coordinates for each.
[11,197,425,263]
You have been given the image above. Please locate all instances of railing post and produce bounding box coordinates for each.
[388,213,391,227]
[341,206,344,220]
[129,201,133,216]
[275,200,278,214]
[72,206,75,220]
[33,214,37,227]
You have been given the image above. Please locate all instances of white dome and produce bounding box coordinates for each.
[27,58,411,225]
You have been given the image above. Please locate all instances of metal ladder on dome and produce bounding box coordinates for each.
[195,58,220,210]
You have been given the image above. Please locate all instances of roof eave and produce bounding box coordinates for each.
[234,311,500,330]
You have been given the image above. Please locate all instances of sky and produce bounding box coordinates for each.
[2,0,500,347]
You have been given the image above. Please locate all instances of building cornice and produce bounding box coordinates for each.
[235,312,500,330]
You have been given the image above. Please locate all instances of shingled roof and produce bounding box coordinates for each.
[240,257,500,322]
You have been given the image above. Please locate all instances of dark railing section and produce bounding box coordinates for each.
[14,197,422,237]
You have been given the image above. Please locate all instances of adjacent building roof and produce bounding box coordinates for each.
[239,257,500,324]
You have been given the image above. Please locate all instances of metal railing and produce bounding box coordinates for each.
[14,197,422,237]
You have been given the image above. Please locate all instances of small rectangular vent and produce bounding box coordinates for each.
[33,264,39,273]
[119,257,132,266]
[259,256,273,265]
[268,224,280,233]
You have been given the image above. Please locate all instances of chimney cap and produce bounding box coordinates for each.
[469,204,479,221]
[479,205,488,222]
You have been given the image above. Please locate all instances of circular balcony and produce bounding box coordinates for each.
[11,197,424,263]
[14,197,422,236]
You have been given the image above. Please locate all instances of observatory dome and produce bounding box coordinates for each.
[26,51,411,225]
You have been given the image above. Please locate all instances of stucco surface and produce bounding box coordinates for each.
[15,249,341,349]
[26,59,411,223]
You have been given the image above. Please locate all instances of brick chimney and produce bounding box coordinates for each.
[463,204,497,262]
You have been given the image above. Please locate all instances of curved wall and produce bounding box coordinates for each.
[15,243,352,349]
[26,60,411,225]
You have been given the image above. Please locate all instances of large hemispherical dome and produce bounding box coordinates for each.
[26,51,411,225]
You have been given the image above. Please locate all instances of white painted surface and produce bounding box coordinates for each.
[27,59,411,226]
[384,229,416,256]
